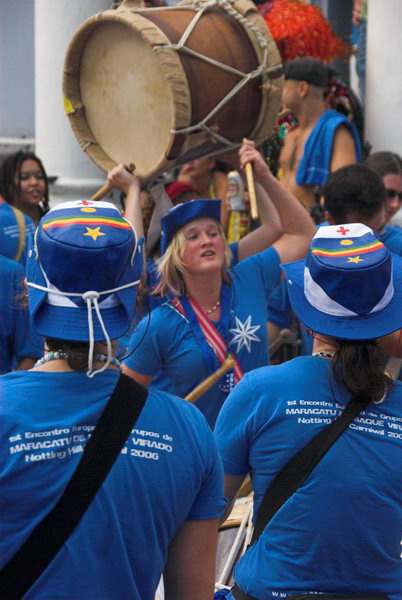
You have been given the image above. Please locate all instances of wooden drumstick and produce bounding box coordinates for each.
[184,357,234,403]
[91,163,136,201]
[242,138,258,220]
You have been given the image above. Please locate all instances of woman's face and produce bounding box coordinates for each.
[383,173,402,222]
[15,159,46,211]
[179,157,216,180]
[180,217,225,276]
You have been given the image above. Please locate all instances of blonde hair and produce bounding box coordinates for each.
[153,221,232,297]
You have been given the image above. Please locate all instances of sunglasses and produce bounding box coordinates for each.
[386,188,402,201]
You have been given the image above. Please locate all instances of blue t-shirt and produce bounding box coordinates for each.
[378,224,402,257]
[0,203,35,266]
[0,256,43,373]
[0,369,226,600]
[125,246,281,428]
[119,241,242,396]
[215,356,402,600]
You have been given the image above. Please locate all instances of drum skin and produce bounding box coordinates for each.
[63,0,283,181]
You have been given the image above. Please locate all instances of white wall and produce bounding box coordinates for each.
[0,1,35,137]
[35,0,111,198]
[365,0,402,153]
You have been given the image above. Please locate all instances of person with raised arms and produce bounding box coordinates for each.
[122,141,315,428]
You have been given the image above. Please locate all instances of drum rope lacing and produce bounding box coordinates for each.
[137,0,281,150]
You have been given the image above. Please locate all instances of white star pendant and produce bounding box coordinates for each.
[229,316,261,353]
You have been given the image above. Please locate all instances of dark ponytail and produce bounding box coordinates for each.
[331,338,393,404]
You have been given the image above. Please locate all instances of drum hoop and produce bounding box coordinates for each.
[143,0,283,151]
[233,0,283,143]
[63,10,192,177]
[63,0,283,179]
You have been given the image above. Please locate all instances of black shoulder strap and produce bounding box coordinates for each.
[251,399,365,543]
[232,399,366,600]
[0,373,147,600]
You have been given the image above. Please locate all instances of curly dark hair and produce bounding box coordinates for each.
[0,150,50,216]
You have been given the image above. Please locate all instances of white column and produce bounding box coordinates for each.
[365,0,402,153]
[0,1,35,154]
[35,0,112,203]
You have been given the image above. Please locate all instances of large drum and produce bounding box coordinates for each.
[63,0,283,181]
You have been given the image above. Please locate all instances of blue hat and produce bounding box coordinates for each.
[27,200,143,345]
[282,223,402,339]
[160,198,221,254]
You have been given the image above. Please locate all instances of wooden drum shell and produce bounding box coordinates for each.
[63,0,283,181]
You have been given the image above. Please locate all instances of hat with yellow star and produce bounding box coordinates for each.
[282,223,402,339]
[27,200,143,346]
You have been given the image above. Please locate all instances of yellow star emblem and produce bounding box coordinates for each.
[347,256,363,264]
[84,226,105,241]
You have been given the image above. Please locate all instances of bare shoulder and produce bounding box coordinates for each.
[331,123,358,171]
[334,123,356,144]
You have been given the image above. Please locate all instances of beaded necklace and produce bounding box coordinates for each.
[34,351,122,371]
[311,350,336,359]
[203,300,221,315]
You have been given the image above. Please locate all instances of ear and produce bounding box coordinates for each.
[324,210,335,224]
[207,157,216,170]
[299,81,309,98]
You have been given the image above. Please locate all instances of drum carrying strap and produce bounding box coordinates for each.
[232,398,367,600]
[0,374,148,600]
[10,206,26,263]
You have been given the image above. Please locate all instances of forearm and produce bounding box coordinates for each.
[255,181,282,239]
[123,183,144,239]
[106,164,144,238]
[164,519,219,600]
[236,181,282,260]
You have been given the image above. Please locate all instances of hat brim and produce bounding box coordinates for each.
[160,199,221,254]
[282,253,402,340]
[27,238,144,342]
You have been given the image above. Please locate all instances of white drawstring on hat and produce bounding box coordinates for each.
[27,280,140,377]
[28,215,141,377]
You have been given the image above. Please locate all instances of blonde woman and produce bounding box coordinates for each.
[123,141,315,427]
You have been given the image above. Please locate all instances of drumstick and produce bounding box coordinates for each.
[242,138,258,220]
[184,358,234,403]
[91,163,136,201]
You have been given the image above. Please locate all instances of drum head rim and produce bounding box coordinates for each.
[63,9,191,179]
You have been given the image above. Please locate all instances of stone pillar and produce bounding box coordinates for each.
[35,0,111,203]
[365,0,402,153]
